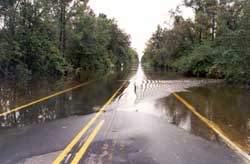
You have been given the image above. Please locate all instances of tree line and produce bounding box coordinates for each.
[142,0,250,85]
[0,0,137,79]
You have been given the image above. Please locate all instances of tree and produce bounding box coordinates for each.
[0,0,136,78]
[143,0,250,84]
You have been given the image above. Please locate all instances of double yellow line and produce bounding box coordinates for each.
[0,79,97,117]
[71,120,105,164]
[53,81,127,164]
[172,92,250,162]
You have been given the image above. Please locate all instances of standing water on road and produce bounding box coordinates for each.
[117,64,250,155]
[0,71,129,130]
[0,64,250,156]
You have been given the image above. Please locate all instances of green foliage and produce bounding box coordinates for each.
[143,0,250,85]
[0,0,137,78]
[172,42,216,77]
[143,18,195,68]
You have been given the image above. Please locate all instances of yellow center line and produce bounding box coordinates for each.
[71,120,105,164]
[172,92,250,162]
[52,80,127,164]
[0,79,98,117]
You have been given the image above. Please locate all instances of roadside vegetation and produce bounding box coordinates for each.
[0,0,137,79]
[142,0,250,85]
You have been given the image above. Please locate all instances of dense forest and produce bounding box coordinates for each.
[142,0,250,85]
[0,0,137,79]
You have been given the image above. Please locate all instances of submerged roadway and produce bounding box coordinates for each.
[0,65,247,164]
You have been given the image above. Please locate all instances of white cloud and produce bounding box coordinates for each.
[89,0,194,57]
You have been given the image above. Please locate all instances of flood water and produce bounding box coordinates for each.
[117,64,250,154]
[177,84,250,153]
[0,70,130,130]
[0,64,250,155]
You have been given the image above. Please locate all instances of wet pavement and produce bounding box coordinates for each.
[0,64,249,163]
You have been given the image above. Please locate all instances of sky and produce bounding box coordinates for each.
[89,0,194,58]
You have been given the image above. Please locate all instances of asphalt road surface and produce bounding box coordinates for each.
[0,65,247,164]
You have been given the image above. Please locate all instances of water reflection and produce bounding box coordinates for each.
[155,95,220,143]
[118,64,223,142]
[119,64,250,151]
[1,63,249,153]
[119,63,218,113]
[178,84,250,152]
[0,71,128,130]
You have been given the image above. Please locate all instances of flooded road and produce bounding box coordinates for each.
[142,67,250,154]
[0,71,129,129]
[0,64,249,163]
[144,68,250,154]
[176,84,250,153]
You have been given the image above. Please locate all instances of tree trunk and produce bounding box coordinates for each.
[59,0,66,57]
[199,29,202,43]
[211,14,216,41]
